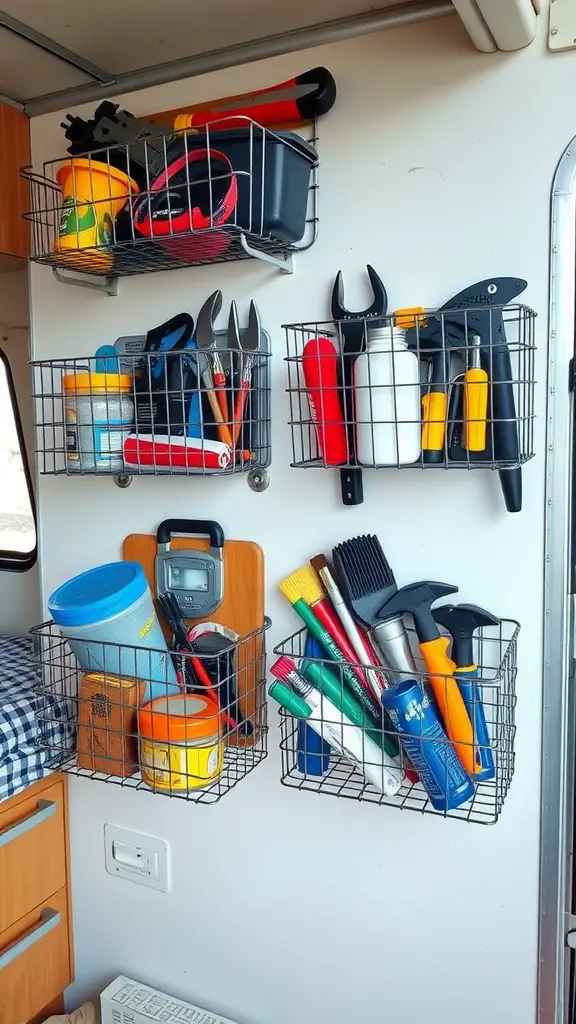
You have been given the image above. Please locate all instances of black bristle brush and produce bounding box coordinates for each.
[332,535,417,679]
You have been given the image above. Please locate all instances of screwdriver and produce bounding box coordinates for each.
[464,334,489,452]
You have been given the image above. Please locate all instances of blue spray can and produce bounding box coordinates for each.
[381,679,474,811]
[297,634,331,776]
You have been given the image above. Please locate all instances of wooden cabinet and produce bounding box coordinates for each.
[0,102,30,267]
[0,775,73,1024]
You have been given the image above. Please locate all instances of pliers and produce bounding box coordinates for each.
[227,300,261,447]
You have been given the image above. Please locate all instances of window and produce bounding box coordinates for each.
[0,349,36,571]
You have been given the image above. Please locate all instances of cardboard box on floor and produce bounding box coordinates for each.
[101,976,241,1024]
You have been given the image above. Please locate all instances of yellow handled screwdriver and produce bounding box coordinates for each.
[394,307,449,463]
[464,334,489,452]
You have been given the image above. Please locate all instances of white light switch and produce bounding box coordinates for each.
[104,825,169,891]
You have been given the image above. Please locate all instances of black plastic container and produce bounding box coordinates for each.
[165,127,317,243]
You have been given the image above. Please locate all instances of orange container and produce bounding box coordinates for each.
[139,693,223,791]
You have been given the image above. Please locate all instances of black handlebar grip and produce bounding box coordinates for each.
[296,67,337,120]
[156,519,225,549]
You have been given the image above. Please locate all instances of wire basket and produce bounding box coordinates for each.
[273,619,519,824]
[30,619,270,805]
[22,118,318,278]
[284,303,535,471]
[31,347,271,477]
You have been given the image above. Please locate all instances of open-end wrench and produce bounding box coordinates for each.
[331,265,388,506]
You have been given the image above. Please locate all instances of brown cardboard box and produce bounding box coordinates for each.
[77,673,145,777]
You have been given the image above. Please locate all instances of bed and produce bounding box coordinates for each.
[0,634,75,801]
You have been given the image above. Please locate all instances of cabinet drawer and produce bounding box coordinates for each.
[0,780,66,931]
[0,887,71,1024]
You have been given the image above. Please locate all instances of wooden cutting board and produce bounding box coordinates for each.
[122,533,265,744]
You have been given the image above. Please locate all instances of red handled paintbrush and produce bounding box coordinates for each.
[279,565,378,698]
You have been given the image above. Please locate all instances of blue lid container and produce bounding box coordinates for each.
[48,562,148,627]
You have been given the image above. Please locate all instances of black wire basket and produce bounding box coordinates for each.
[31,348,271,478]
[284,303,536,473]
[31,619,270,805]
[22,117,318,278]
[273,619,518,825]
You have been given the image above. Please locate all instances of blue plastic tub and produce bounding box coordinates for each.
[48,561,178,703]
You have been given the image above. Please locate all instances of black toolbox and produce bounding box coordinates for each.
[162,126,318,243]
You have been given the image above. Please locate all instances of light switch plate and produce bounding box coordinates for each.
[549,0,576,51]
[104,825,169,891]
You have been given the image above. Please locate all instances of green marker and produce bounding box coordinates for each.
[287,598,382,723]
[302,658,399,759]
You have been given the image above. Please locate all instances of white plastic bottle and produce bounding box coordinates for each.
[354,326,421,466]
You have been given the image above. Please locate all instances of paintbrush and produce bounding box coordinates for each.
[281,565,377,693]
[310,554,381,680]
[332,535,418,683]
[278,570,382,723]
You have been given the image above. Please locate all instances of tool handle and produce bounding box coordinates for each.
[215,384,229,422]
[313,598,381,699]
[487,343,522,512]
[421,391,447,462]
[233,356,254,446]
[186,67,336,129]
[302,338,348,466]
[419,637,476,775]
[206,388,234,448]
[294,600,381,723]
[487,346,519,461]
[464,368,488,451]
[233,387,249,447]
[156,518,224,549]
[454,666,495,780]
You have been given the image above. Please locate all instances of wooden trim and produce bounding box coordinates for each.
[61,776,74,982]
[2,773,65,812]
[0,102,30,260]
[28,994,65,1023]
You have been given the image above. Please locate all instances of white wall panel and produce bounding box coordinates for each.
[29,15,564,1023]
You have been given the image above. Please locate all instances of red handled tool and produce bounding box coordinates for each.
[174,67,336,131]
[302,337,348,465]
[228,300,261,447]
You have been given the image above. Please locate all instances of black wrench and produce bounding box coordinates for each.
[331,265,388,506]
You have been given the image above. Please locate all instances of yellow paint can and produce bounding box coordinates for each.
[139,693,223,792]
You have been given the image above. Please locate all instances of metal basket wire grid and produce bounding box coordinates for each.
[31,619,270,805]
[284,303,536,470]
[21,117,319,278]
[30,348,271,478]
[273,620,519,824]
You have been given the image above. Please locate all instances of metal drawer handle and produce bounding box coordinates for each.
[0,800,56,849]
[0,908,60,971]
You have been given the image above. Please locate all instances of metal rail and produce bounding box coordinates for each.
[24,1,454,117]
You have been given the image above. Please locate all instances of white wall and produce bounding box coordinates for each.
[29,14,565,1023]
[0,268,40,633]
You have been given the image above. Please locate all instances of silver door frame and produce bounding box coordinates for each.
[539,134,576,1024]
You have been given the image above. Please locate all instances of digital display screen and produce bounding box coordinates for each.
[169,565,209,592]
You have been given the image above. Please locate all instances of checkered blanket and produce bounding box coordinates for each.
[0,635,75,801]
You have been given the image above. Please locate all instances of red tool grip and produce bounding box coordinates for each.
[302,337,348,466]
[189,67,336,129]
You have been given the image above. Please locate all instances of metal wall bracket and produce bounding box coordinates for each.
[52,267,118,296]
[113,474,132,489]
[239,233,293,274]
[549,0,576,51]
[247,467,270,492]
